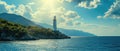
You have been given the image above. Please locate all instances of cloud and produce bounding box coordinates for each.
[0,0,28,16]
[97,16,102,19]
[28,2,35,6]
[65,11,80,19]
[97,0,120,19]
[31,8,53,24]
[78,0,101,9]
[61,10,81,26]
[31,7,81,27]
[65,0,72,2]
[0,0,34,19]
[73,21,81,26]
[103,0,120,19]
[0,0,80,27]
[23,5,33,19]
[14,3,34,19]
[57,0,72,3]
[15,4,26,16]
[52,7,81,26]
[0,0,15,13]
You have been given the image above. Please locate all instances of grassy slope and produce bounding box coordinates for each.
[0,18,70,40]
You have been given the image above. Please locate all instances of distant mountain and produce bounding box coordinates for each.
[0,13,95,36]
[59,29,95,36]
[0,13,42,27]
[38,23,95,36]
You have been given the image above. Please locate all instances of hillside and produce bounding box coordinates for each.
[0,18,70,41]
[0,13,95,36]
[0,13,42,27]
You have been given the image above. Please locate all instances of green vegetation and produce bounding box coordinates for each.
[0,18,70,41]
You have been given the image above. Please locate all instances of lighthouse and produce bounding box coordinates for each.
[53,16,57,31]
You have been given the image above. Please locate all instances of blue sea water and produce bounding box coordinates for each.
[0,36,120,51]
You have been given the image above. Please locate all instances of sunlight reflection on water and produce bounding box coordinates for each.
[0,36,120,51]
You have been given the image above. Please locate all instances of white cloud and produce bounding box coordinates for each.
[31,8,53,24]
[28,2,35,6]
[57,0,72,3]
[78,0,101,9]
[103,0,120,19]
[23,6,33,19]
[0,0,35,19]
[14,2,34,19]
[0,0,79,33]
[97,0,120,19]
[0,0,31,16]
[31,7,81,27]
[0,0,15,13]
[53,7,81,26]
[73,21,81,26]
[65,0,72,2]
[15,4,26,16]
[61,10,81,26]
[65,11,80,19]
[57,0,64,3]
[97,16,102,19]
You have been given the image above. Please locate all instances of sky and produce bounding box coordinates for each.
[0,0,120,36]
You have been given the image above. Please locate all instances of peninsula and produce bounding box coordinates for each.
[0,16,70,41]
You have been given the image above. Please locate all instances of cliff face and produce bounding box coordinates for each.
[0,18,70,41]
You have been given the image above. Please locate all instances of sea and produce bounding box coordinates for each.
[0,36,120,51]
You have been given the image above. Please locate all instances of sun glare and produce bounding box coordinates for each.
[41,0,57,9]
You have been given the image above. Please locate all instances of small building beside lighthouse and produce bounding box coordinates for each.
[53,16,57,31]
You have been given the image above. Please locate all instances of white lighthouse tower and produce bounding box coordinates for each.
[53,16,57,31]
